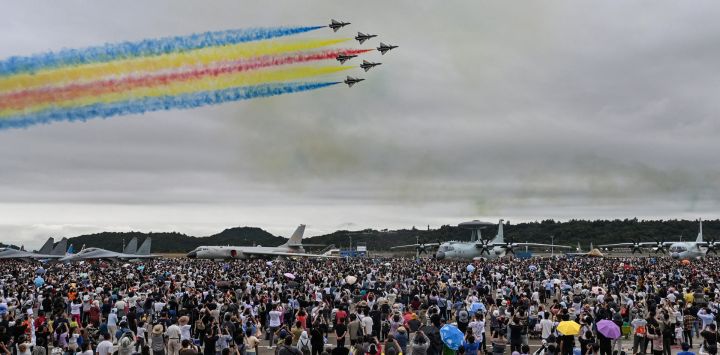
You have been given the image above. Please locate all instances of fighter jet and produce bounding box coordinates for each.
[344,76,365,87]
[360,60,381,72]
[60,237,157,262]
[328,19,350,32]
[336,54,358,64]
[377,43,398,55]
[355,32,378,44]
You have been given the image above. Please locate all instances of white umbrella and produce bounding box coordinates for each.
[122,263,131,268]
[284,272,295,280]
[384,263,391,267]
[266,261,273,266]
[345,275,358,285]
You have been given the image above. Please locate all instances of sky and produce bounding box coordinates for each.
[1,1,719,249]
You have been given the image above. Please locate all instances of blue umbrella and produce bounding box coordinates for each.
[440,324,464,350]
[466,264,476,272]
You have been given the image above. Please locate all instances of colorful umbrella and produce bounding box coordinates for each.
[557,321,581,336]
[440,324,464,350]
[596,320,621,339]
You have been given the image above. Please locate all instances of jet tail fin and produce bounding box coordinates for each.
[51,238,68,256]
[283,224,306,247]
[494,219,505,244]
[38,238,54,255]
[697,219,704,243]
[124,237,138,254]
[136,237,152,255]
[65,244,75,256]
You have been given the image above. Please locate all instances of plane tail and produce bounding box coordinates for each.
[283,224,306,247]
[136,237,152,255]
[697,219,704,243]
[124,237,138,254]
[493,219,505,244]
[51,238,68,256]
[65,244,75,256]
[38,238,54,254]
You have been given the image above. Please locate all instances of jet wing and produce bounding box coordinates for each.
[0,249,64,259]
[390,243,440,250]
[240,250,338,258]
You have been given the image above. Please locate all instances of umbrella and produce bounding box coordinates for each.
[440,324,464,350]
[35,268,45,275]
[466,265,476,272]
[266,261,273,266]
[596,320,621,339]
[345,275,358,285]
[284,272,295,280]
[557,321,581,336]
[529,265,537,272]
[384,263,391,266]
[122,263,131,268]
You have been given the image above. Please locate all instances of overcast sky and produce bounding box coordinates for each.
[1,1,719,248]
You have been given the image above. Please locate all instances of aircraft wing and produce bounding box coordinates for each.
[240,250,337,258]
[0,249,64,259]
[596,242,657,248]
[509,243,573,249]
[390,243,439,250]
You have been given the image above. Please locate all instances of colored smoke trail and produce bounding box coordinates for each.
[0,26,325,76]
[0,66,351,117]
[0,38,350,92]
[0,81,340,130]
[1,49,373,111]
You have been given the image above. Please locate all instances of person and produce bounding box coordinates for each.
[521,344,531,355]
[179,339,200,355]
[244,328,260,355]
[335,318,347,348]
[395,327,408,354]
[268,306,283,348]
[151,324,167,355]
[277,336,303,355]
[463,335,479,355]
[80,342,94,355]
[118,331,137,355]
[411,331,430,355]
[491,330,507,355]
[298,331,311,355]
[383,334,401,355]
[677,342,695,355]
[348,315,363,346]
[310,322,325,355]
[540,313,553,342]
[646,326,664,355]
[702,324,718,355]
[96,333,114,355]
[683,313,696,349]
[509,317,523,353]
[166,322,183,355]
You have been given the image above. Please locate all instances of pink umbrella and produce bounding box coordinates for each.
[597,319,621,339]
[284,272,295,280]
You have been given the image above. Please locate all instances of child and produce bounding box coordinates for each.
[675,322,684,348]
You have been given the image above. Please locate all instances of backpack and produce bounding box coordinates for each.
[300,339,311,352]
[195,319,205,331]
[458,310,469,323]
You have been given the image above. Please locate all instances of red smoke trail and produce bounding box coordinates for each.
[1,48,372,111]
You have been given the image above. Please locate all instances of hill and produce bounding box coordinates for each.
[63,219,720,253]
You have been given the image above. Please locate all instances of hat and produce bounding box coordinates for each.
[398,326,406,333]
[178,316,190,325]
[152,324,164,335]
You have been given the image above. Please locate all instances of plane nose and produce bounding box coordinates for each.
[435,251,445,260]
[671,253,680,259]
[187,251,197,259]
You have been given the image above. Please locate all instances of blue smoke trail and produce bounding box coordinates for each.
[0,26,325,76]
[0,81,339,130]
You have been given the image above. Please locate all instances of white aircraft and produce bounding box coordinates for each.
[60,237,157,262]
[186,224,333,259]
[392,219,571,260]
[599,219,716,260]
[0,237,72,261]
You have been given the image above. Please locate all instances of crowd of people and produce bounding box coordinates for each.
[1,256,720,355]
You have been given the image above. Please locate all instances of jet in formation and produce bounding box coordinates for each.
[377,43,398,55]
[392,219,571,260]
[0,237,72,262]
[60,237,157,262]
[328,19,351,32]
[360,60,381,72]
[344,76,365,87]
[355,32,378,44]
[187,224,334,259]
[599,219,715,260]
[336,54,358,64]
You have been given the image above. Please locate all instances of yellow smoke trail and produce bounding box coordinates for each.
[0,38,349,93]
[0,66,350,118]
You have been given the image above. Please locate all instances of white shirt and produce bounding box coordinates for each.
[540,319,554,339]
[269,310,282,327]
[97,340,114,355]
[180,325,192,340]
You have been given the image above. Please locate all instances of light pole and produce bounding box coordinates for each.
[551,235,554,257]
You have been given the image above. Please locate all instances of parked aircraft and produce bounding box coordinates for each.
[60,237,156,262]
[0,237,71,261]
[599,219,714,259]
[186,224,334,259]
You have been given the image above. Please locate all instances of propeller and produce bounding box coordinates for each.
[475,238,494,255]
[500,237,516,255]
[707,238,719,254]
[629,241,643,254]
[652,239,667,254]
